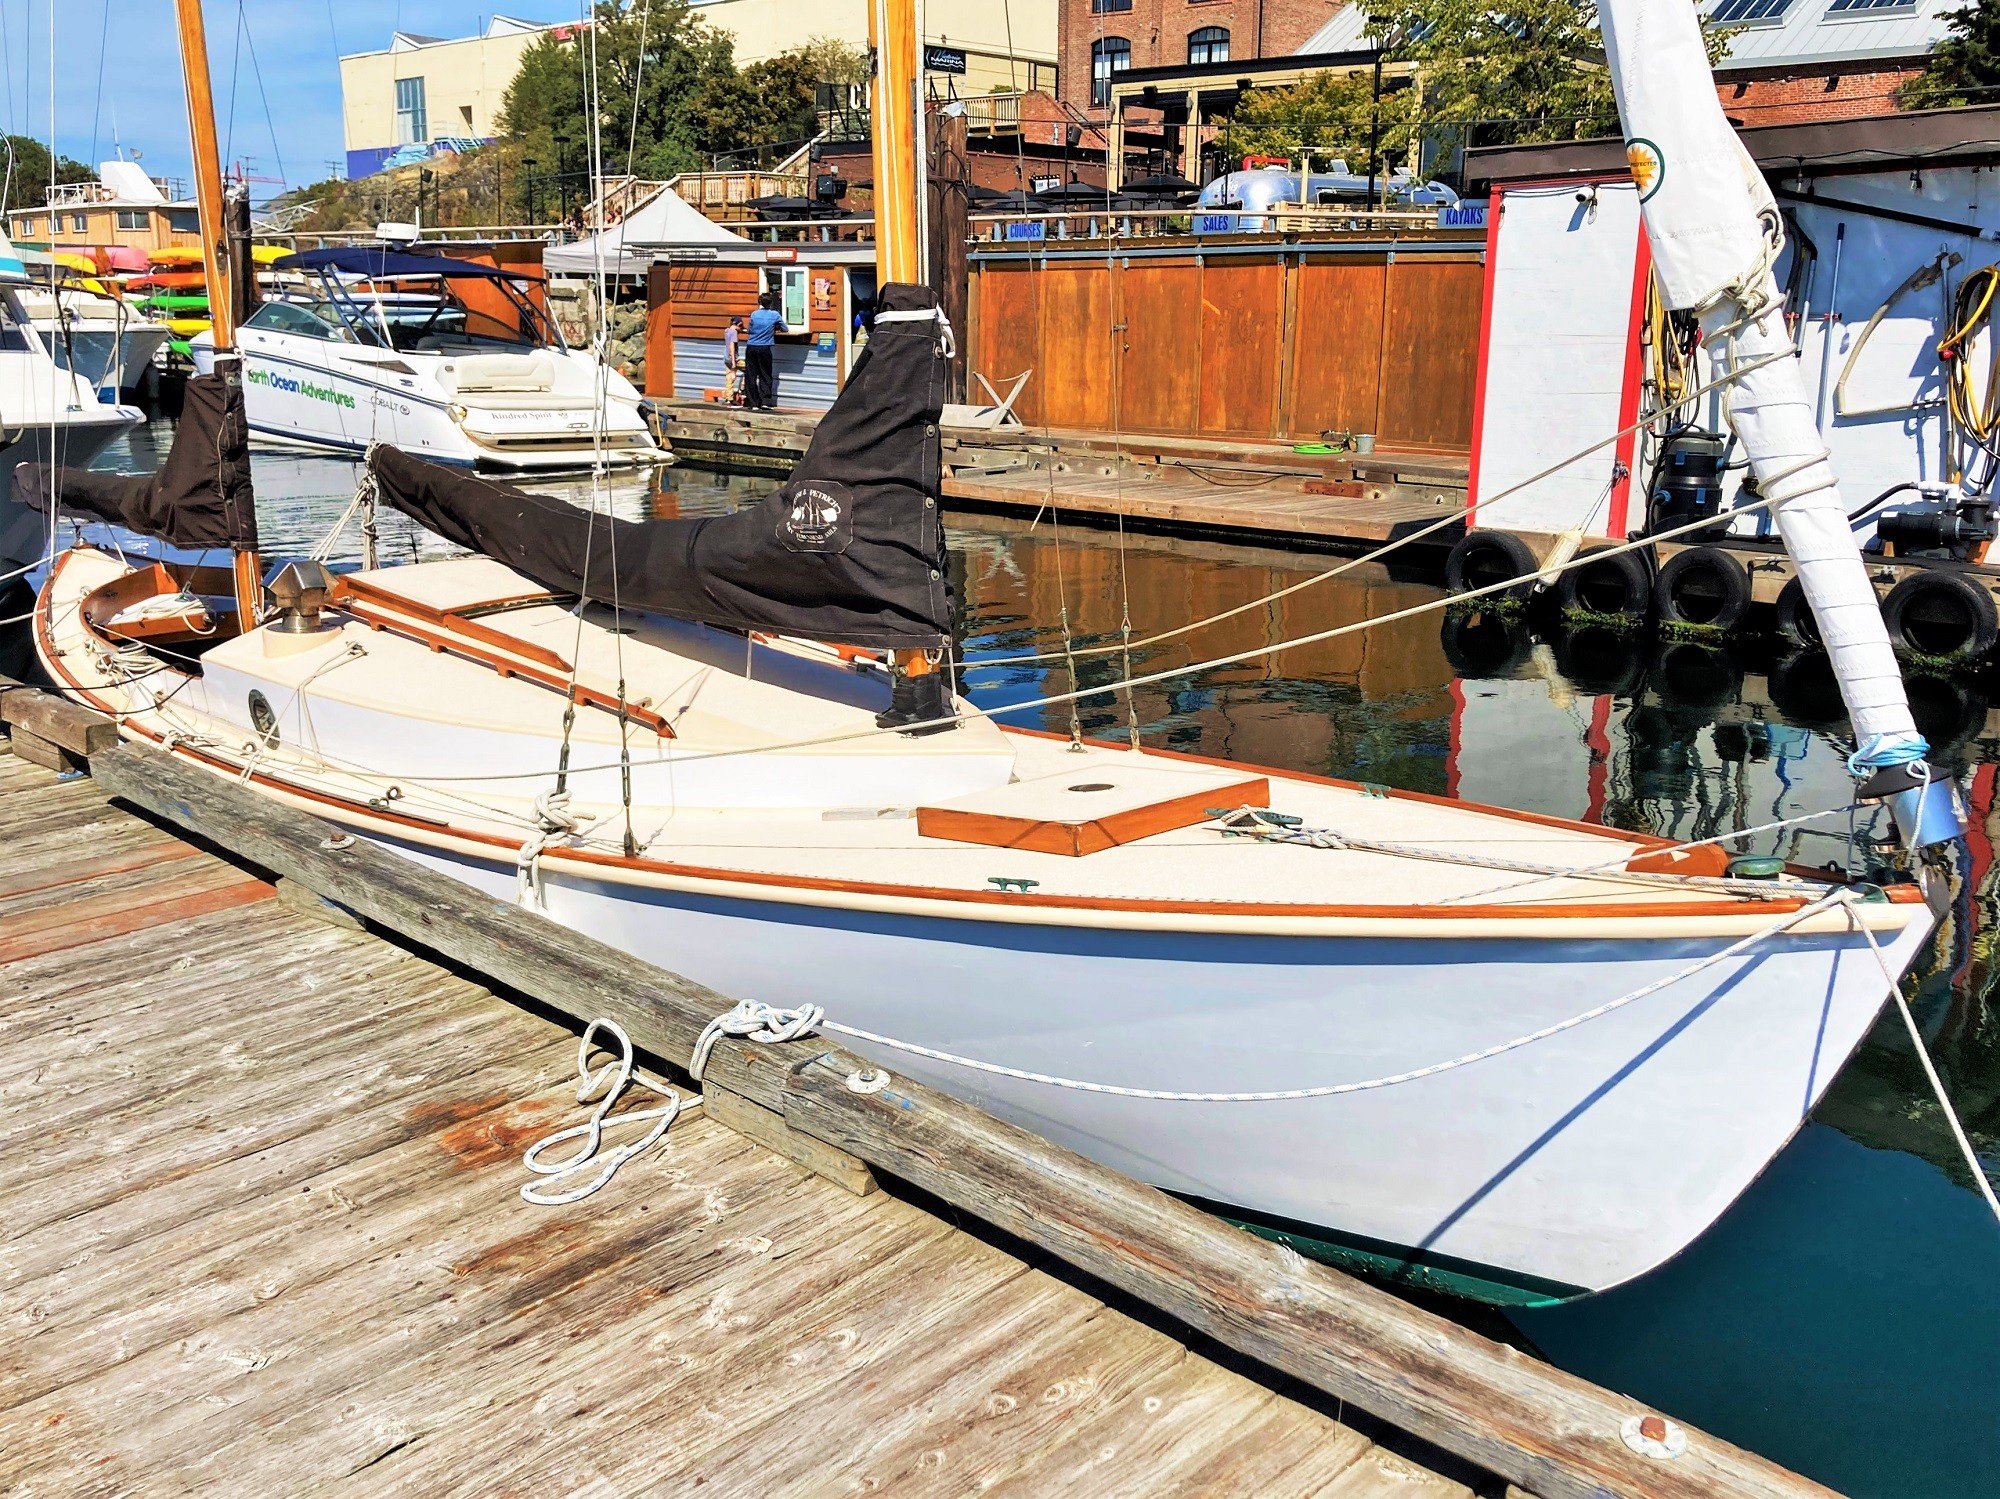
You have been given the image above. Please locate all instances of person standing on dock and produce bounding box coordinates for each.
[744,293,788,411]
[723,315,745,405]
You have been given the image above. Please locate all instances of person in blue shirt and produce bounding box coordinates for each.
[743,293,789,411]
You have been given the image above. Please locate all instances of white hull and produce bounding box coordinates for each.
[33,547,1938,1304]
[233,334,661,473]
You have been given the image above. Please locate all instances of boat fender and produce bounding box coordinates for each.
[1881,570,1999,662]
[1443,529,1538,601]
[1554,544,1652,621]
[1772,576,1822,649]
[1653,545,1752,632]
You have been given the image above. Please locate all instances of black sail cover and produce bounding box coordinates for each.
[12,368,258,550]
[369,283,953,649]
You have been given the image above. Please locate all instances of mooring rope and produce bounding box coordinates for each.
[1849,907,2000,1232]
[519,1018,697,1206]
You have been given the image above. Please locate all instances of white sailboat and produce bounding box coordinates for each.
[11,0,1960,1304]
[0,239,143,491]
[14,276,172,404]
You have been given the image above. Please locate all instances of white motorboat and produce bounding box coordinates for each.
[15,280,172,402]
[228,245,660,472]
[10,0,1963,1308]
[0,240,143,478]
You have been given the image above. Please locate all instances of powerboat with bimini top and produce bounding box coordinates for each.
[227,245,660,471]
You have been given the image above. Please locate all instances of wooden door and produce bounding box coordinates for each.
[1376,256,1483,451]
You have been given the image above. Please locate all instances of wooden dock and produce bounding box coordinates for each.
[0,753,1468,1494]
[649,397,1473,553]
[1,679,1845,1499]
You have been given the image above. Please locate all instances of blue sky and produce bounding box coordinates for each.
[0,0,583,198]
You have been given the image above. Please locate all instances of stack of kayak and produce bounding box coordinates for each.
[128,247,212,357]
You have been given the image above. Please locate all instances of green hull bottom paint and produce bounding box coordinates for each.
[1176,1194,1589,1308]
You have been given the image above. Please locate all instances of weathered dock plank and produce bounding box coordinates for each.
[86,738,1840,1499]
[0,751,1468,1496]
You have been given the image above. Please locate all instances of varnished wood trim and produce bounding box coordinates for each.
[332,575,571,672]
[919,777,1270,858]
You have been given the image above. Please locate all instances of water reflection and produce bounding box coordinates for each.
[61,425,2000,1498]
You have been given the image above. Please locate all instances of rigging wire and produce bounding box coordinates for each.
[88,0,111,166]
[963,345,1800,672]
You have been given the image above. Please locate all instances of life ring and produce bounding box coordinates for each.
[1772,576,1822,650]
[1555,544,1652,622]
[1444,529,1539,602]
[1881,570,1999,662]
[1653,545,1752,631]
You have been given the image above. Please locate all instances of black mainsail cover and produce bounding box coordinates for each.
[12,368,258,551]
[369,283,953,649]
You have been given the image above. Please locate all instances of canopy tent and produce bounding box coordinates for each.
[544,186,747,278]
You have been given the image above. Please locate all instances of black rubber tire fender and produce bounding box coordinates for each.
[1653,545,1752,632]
[1444,529,1539,601]
[1554,544,1652,621]
[1772,576,1822,650]
[1881,569,1999,662]
[1439,608,1532,680]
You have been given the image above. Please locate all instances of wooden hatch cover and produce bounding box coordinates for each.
[918,762,1270,857]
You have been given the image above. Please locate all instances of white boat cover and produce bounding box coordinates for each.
[1599,0,1923,765]
[544,187,747,278]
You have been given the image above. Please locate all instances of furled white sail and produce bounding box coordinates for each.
[1596,0,1955,843]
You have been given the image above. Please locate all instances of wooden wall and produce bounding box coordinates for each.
[968,246,1484,453]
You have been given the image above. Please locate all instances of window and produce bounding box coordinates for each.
[70,213,87,233]
[19,218,34,236]
[167,209,200,234]
[1091,0,1133,11]
[1825,0,1918,11]
[116,210,148,230]
[1187,25,1229,63]
[1707,0,1794,23]
[245,300,342,340]
[1090,37,1130,106]
[395,76,428,145]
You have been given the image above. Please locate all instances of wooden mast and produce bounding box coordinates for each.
[869,0,922,284]
[174,0,260,622]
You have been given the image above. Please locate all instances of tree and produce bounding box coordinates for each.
[1902,0,2000,108]
[1347,0,1732,158]
[693,51,821,159]
[0,137,96,214]
[1232,72,1423,179]
[498,1,735,215]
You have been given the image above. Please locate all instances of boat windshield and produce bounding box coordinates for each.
[300,268,565,355]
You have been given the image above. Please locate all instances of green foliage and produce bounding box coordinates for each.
[497,3,856,219]
[1364,0,1618,153]
[1231,72,1423,177]
[1245,0,1739,160]
[1,137,96,215]
[1902,0,2000,108]
[693,52,821,157]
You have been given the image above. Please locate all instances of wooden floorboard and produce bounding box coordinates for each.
[0,755,1443,1497]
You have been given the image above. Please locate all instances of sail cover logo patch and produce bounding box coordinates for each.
[1626,138,1664,202]
[778,480,854,553]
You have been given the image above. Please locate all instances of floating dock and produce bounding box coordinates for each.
[1,680,1845,1499]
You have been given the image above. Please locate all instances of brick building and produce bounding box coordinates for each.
[1056,0,1351,119]
[1705,0,1952,126]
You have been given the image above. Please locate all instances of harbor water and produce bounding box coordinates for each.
[77,422,2000,1497]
